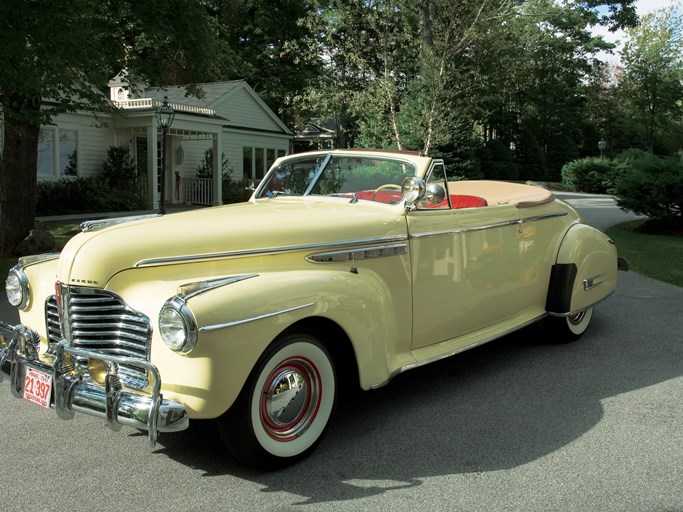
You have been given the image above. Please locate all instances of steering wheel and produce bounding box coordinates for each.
[371,183,402,202]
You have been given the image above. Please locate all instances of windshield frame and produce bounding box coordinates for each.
[254,151,424,205]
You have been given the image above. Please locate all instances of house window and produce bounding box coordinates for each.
[255,148,265,179]
[243,146,286,180]
[37,128,78,177]
[243,146,253,180]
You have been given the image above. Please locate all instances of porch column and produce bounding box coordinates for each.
[212,132,223,206]
[146,126,159,210]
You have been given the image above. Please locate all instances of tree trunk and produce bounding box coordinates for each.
[0,94,41,257]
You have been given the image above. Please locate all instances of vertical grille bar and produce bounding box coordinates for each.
[45,287,152,389]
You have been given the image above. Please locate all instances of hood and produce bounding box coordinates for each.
[57,198,407,287]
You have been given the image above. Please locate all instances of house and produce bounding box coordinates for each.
[293,118,339,153]
[35,75,292,207]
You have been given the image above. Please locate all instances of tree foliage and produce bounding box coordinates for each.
[617,7,683,153]
[0,0,225,256]
[6,0,683,254]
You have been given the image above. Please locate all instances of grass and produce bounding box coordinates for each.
[1,220,682,290]
[606,220,683,288]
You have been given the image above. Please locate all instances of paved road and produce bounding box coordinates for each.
[0,198,680,512]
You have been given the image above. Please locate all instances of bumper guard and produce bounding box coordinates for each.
[0,321,188,448]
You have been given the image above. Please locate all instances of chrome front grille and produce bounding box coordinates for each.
[45,287,152,389]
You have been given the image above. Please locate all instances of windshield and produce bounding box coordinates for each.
[255,154,417,204]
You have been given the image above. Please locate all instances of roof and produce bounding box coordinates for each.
[144,81,245,108]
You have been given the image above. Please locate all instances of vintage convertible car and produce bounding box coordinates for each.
[1,149,627,469]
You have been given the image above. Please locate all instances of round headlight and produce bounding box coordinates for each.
[401,176,426,205]
[159,301,197,354]
[6,269,30,310]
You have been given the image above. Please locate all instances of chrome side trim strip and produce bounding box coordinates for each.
[583,272,608,291]
[371,314,546,389]
[178,274,259,299]
[306,243,408,263]
[547,290,616,317]
[199,303,315,333]
[135,235,409,267]
[409,211,568,239]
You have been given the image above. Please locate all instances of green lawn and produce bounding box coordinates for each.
[606,220,683,288]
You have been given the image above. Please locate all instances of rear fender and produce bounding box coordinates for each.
[546,224,618,315]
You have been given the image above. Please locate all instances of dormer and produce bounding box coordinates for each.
[108,70,147,102]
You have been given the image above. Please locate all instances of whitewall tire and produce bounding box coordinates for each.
[218,331,336,469]
[545,306,594,343]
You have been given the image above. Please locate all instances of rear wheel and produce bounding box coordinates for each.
[545,306,594,343]
[218,331,336,470]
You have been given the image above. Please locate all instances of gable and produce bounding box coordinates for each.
[143,80,290,135]
[212,85,290,134]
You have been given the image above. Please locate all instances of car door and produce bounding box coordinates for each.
[407,168,551,350]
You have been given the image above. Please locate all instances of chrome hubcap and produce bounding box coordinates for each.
[260,357,321,441]
[568,311,585,325]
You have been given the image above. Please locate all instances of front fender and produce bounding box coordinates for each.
[108,267,411,418]
[547,224,619,315]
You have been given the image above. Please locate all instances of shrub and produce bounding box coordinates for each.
[100,146,138,189]
[614,153,682,232]
[36,176,147,215]
[560,157,623,193]
[222,174,254,204]
[36,146,146,216]
[196,148,231,179]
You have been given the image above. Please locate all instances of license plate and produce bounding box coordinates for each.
[23,367,53,409]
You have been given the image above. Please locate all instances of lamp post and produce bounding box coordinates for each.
[598,138,607,160]
[154,96,175,214]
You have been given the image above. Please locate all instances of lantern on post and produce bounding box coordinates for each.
[598,139,607,160]
[154,96,175,214]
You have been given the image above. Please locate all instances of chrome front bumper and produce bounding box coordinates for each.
[0,321,188,447]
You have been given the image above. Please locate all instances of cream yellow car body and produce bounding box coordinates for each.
[1,149,623,468]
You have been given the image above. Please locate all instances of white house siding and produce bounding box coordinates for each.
[39,112,116,180]
[213,87,282,131]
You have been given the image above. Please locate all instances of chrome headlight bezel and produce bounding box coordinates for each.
[159,298,197,354]
[6,267,30,310]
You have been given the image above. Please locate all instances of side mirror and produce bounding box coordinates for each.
[425,183,446,205]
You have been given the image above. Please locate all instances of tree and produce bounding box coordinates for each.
[0,0,225,257]
[292,0,514,153]
[468,0,622,180]
[207,0,322,122]
[617,7,683,153]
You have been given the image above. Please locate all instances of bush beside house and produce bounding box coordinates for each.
[37,146,146,216]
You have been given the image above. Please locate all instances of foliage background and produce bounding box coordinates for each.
[1,0,682,255]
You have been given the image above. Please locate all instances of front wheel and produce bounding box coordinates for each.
[217,331,336,470]
[545,306,594,343]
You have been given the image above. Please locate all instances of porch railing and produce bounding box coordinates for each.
[184,178,213,205]
[114,98,216,117]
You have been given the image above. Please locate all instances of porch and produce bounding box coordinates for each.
[112,97,226,209]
